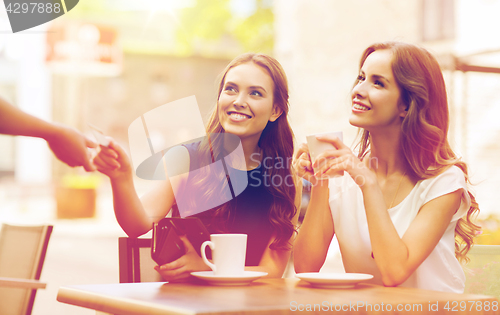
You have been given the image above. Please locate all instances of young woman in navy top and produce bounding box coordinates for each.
[94,53,300,280]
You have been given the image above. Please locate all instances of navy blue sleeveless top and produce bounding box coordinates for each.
[172,142,274,266]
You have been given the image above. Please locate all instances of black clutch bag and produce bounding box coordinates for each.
[151,217,210,266]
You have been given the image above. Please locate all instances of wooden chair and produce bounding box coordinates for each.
[0,224,53,315]
[464,244,500,299]
[118,237,162,283]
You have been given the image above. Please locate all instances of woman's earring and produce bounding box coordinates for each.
[400,104,409,118]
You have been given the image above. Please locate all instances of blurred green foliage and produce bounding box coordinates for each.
[65,0,109,16]
[464,241,500,299]
[465,259,500,299]
[475,214,500,245]
[176,0,274,55]
[62,0,274,56]
[463,214,500,298]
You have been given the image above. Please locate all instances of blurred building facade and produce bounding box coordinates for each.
[1,0,500,216]
[274,0,500,216]
[50,51,230,179]
[0,10,233,184]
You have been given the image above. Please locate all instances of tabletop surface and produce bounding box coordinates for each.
[57,278,500,315]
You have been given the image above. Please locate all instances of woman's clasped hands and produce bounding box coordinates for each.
[92,139,132,180]
[294,135,372,187]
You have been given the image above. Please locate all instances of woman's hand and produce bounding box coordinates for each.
[293,143,327,185]
[46,123,97,171]
[154,236,211,281]
[312,135,374,186]
[92,139,133,181]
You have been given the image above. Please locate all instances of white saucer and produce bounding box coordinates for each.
[296,272,373,289]
[191,271,268,286]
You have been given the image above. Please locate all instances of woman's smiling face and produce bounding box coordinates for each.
[349,49,407,131]
[218,62,281,143]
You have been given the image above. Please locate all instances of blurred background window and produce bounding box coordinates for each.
[421,0,455,42]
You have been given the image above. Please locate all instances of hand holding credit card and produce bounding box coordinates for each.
[88,124,110,147]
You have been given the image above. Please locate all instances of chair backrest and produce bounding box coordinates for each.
[464,244,500,299]
[0,224,53,315]
[118,237,162,283]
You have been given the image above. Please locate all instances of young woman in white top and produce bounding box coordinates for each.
[293,41,480,293]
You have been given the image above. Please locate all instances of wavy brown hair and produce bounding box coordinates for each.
[180,53,297,250]
[354,42,480,262]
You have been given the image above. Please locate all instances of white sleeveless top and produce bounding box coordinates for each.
[328,165,470,293]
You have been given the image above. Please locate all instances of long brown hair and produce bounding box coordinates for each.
[185,53,297,250]
[355,42,480,262]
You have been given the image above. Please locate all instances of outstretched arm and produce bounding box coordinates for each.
[0,97,97,171]
[93,140,187,237]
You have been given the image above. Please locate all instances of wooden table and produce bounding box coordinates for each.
[57,278,499,315]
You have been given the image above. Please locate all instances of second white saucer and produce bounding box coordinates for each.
[191,271,268,286]
[296,272,374,289]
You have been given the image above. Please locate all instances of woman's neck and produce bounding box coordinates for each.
[242,137,262,170]
[225,136,262,170]
[367,130,406,176]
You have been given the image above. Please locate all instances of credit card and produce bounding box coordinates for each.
[88,124,110,147]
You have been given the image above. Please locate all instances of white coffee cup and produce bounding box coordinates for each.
[306,131,344,177]
[201,234,247,276]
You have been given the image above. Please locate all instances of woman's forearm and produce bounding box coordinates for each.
[111,175,154,237]
[0,97,59,139]
[294,182,333,273]
[360,179,410,285]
